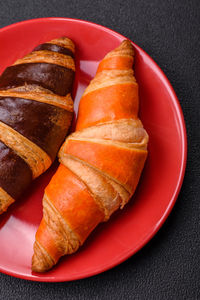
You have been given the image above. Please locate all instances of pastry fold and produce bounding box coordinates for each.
[0,37,75,214]
[32,40,149,272]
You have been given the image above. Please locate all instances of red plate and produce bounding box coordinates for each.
[0,18,187,282]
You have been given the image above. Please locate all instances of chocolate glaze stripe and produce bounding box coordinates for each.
[13,51,75,71]
[0,121,51,179]
[0,96,73,160]
[0,140,32,204]
[47,38,75,53]
[0,90,73,111]
[34,43,75,58]
[0,187,15,214]
[0,63,75,96]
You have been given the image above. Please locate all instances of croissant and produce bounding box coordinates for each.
[32,40,149,272]
[0,37,75,214]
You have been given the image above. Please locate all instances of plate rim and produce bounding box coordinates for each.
[0,17,187,282]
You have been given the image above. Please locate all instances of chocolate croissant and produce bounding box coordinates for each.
[0,37,75,214]
[32,40,149,272]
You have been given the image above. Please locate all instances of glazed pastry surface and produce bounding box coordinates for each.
[0,37,75,214]
[32,40,148,272]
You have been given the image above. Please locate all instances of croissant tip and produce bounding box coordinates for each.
[59,36,74,44]
[32,240,55,273]
[119,40,134,51]
[31,253,43,273]
[121,39,132,46]
[31,254,52,273]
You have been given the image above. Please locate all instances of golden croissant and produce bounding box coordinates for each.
[32,40,149,272]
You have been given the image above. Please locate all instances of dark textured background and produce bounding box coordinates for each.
[0,0,199,299]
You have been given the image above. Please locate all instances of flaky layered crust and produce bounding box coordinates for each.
[32,40,149,272]
[0,37,75,213]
